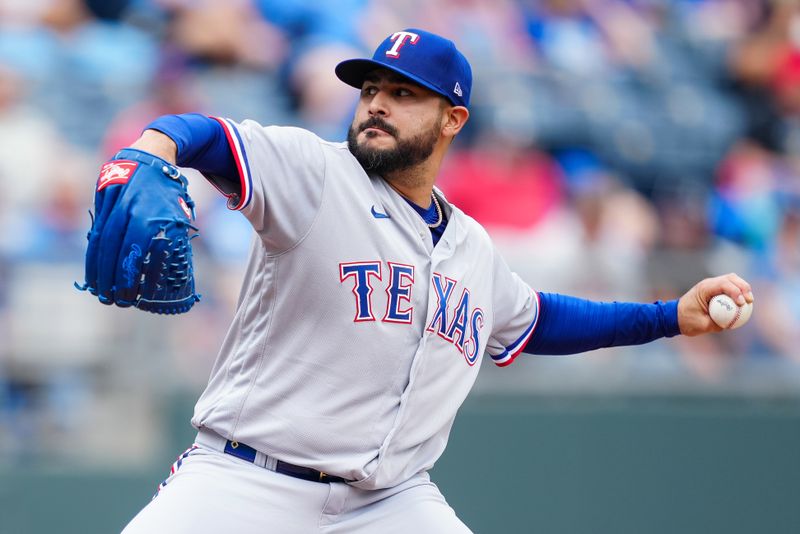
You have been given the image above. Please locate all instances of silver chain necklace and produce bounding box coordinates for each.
[428,193,443,229]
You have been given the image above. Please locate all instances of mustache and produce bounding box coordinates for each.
[358,117,398,137]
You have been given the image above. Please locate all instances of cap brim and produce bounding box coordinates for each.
[335,58,452,104]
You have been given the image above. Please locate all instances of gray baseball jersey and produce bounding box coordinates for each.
[191,118,540,490]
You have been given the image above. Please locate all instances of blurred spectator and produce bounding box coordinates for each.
[289,42,365,139]
[254,0,368,137]
[0,62,92,260]
[750,203,800,363]
[101,47,201,157]
[710,140,790,250]
[0,0,159,148]
[150,0,293,127]
[727,0,800,152]
[169,0,287,70]
[522,0,655,75]
[556,149,660,298]
[439,133,563,231]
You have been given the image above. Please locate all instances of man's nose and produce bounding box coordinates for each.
[368,91,389,116]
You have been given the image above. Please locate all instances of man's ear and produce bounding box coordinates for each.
[441,106,470,138]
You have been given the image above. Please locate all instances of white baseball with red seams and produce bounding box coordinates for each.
[708,294,753,329]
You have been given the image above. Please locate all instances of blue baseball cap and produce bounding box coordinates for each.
[335,28,472,108]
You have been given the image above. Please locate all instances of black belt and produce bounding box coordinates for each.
[223,439,347,484]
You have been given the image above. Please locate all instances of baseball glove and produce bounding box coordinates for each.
[76,148,201,314]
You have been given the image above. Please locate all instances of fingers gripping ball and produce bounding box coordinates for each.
[709,294,753,330]
[77,149,201,314]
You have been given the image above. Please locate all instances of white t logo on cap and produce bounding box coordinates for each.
[385,31,420,58]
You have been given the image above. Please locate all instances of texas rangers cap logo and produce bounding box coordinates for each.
[97,161,138,191]
[385,31,420,58]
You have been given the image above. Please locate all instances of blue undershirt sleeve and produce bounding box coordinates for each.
[145,113,237,180]
[523,292,681,355]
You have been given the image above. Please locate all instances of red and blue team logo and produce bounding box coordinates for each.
[178,197,193,220]
[97,160,138,191]
[385,31,419,58]
[339,261,487,366]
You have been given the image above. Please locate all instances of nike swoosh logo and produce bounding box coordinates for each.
[371,206,390,219]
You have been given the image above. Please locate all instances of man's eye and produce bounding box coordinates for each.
[397,88,411,97]
[362,86,377,96]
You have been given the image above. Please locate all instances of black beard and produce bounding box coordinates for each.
[347,117,439,176]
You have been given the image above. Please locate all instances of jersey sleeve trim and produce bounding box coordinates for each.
[210,116,253,211]
[491,291,541,367]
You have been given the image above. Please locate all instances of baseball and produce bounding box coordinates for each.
[708,294,753,330]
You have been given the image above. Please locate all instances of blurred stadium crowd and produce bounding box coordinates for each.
[1,0,800,465]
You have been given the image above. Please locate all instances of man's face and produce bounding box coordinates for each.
[347,69,447,176]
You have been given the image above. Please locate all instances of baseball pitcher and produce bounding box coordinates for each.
[79,28,754,533]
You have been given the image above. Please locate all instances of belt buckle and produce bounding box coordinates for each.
[318,471,328,482]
